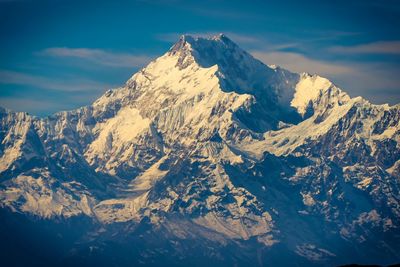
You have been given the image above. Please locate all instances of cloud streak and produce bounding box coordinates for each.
[251,51,353,76]
[330,41,400,55]
[39,47,155,68]
[0,70,114,92]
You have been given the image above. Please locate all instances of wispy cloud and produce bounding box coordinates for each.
[0,70,114,92]
[251,51,353,76]
[330,41,400,55]
[38,47,155,68]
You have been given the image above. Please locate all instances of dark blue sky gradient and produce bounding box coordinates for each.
[0,0,399,116]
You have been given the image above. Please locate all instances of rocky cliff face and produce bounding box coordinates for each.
[0,34,399,266]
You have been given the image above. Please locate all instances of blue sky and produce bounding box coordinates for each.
[0,0,399,116]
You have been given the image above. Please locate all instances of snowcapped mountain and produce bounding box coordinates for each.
[0,34,399,266]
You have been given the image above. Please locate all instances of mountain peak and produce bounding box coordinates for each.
[179,33,232,42]
[169,33,237,57]
[167,33,270,84]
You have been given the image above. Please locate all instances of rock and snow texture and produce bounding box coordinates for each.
[0,34,399,266]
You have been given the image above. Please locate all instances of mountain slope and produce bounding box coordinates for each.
[0,34,399,266]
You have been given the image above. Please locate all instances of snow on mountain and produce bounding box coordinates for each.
[0,34,399,266]
[0,169,96,218]
[291,73,350,117]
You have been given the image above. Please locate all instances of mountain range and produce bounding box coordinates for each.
[0,34,399,267]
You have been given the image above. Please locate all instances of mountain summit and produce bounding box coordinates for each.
[0,34,399,267]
